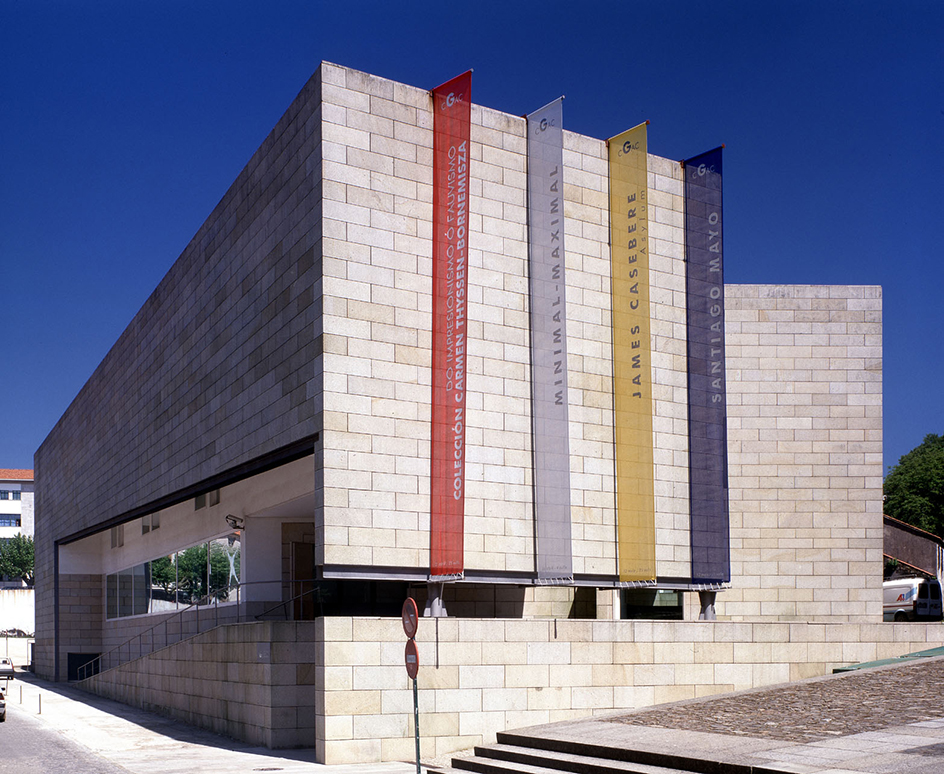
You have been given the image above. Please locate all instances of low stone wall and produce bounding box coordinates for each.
[77,617,944,765]
[320,618,944,764]
[79,620,317,749]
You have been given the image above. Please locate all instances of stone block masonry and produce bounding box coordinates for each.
[79,616,944,765]
[724,285,883,621]
[35,68,326,679]
[316,63,696,580]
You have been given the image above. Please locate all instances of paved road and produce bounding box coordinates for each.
[0,705,130,774]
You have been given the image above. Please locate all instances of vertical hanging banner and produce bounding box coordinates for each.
[608,123,656,582]
[430,71,472,580]
[684,147,730,584]
[526,98,573,582]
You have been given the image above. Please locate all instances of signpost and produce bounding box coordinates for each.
[402,598,421,774]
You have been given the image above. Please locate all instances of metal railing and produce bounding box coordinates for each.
[76,579,326,682]
[254,582,332,620]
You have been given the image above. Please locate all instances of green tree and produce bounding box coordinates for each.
[149,555,177,600]
[175,544,208,604]
[0,534,35,586]
[884,433,944,537]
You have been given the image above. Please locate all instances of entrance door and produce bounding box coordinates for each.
[290,542,316,620]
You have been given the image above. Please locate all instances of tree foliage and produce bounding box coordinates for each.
[148,543,240,605]
[884,434,944,537]
[0,534,34,586]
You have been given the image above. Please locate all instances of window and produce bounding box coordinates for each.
[141,513,160,535]
[105,532,241,620]
[11,492,20,501]
[620,588,684,620]
[110,524,124,548]
[0,491,8,500]
[195,490,220,510]
[0,516,20,528]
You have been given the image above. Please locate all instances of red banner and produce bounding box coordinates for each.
[430,71,472,579]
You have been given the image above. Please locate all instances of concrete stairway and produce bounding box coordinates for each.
[447,729,774,774]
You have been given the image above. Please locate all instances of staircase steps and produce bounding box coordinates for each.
[448,730,786,774]
[451,742,699,774]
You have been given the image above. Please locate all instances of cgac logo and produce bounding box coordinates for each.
[618,140,640,156]
[694,163,716,179]
[440,91,463,111]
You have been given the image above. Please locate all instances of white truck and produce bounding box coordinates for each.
[883,578,943,622]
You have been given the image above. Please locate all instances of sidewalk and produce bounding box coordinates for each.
[7,670,419,774]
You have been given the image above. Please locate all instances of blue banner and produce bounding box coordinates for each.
[684,147,730,584]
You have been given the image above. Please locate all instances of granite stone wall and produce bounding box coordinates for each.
[80,616,944,765]
[80,620,318,749]
[35,69,325,679]
[724,285,883,621]
[316,63,693,579]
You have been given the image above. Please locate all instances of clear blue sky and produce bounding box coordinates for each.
[1,1,941,473]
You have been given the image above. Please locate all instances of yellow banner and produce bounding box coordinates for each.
[608,123,656,582]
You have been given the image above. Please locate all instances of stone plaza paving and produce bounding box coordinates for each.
[501,655,944,773]
[612,655,944,743]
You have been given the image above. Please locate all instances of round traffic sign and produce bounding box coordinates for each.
[402,597,419,639]
[405,638,419,679]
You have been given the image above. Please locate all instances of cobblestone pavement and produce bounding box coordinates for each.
[609,657,944,743]
[507,658,944,773]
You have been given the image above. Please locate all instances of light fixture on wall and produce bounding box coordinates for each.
[225,514,245,530]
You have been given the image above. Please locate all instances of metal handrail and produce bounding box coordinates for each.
[75,578,326,682]
[254,581,330,620]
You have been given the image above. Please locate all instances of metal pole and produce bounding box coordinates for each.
[413,677,420,774]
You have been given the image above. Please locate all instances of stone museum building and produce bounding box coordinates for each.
[33,63,934,764]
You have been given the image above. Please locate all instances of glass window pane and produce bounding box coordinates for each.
[118,568,134,617]
[209,533,241,601]
[106,573,118,619]
[149,554,177,613]
[176,543,208,605]
[132,563,149,615]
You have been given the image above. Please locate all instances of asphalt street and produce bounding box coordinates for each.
[0,703,130,774]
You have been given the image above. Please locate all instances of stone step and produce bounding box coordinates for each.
[452,742,696,774]
[454,731,786,774]
[497,732,724,773]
